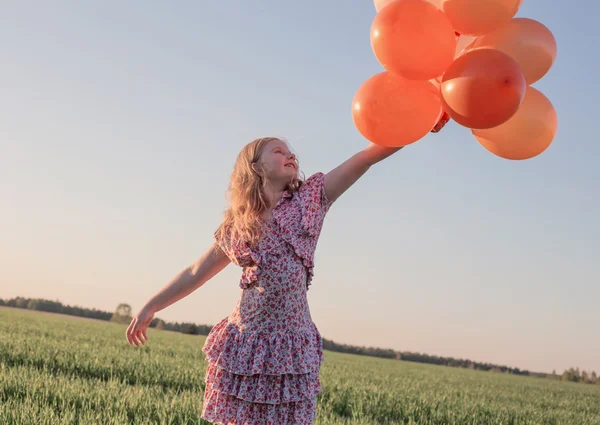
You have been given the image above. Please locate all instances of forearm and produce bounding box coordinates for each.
[324,143,404,201]
[143,266,199,314]
[143,244,230,314]
[361,143,404,167]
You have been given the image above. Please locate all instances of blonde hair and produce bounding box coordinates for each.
[217,137,303,246]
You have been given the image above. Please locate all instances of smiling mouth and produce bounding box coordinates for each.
[285,163,296,169]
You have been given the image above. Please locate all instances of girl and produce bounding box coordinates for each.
[125,132,442,424]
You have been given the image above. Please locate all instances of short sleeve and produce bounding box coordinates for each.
[214,225,259,268]
[298,172,334,237]
[213,225,262,289]
[213,226,238,265]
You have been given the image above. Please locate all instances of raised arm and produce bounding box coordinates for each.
[126,243,231,346]
[323,143,403,202]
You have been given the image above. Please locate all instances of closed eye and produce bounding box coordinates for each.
[274,148,290,156]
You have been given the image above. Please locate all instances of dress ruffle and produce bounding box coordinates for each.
[238,217,314,291]
[239,247,262,290]
[204,362,321,404]
[214,173,332,292]
[201,381,317,425]
[297,172,333,238]
[277,224,315,289]
[202,317,324,423]
[202,317,324,376]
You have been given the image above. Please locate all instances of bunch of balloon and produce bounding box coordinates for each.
[352,0,557,160]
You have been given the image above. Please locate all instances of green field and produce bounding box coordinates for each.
[1,307,598,425]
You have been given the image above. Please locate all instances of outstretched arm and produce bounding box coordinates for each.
[126,243,230,346]
[323,112,450,202]
[323,143,403,203]
[145,243,231,313]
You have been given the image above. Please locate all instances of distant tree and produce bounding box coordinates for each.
[151,318,165,330]
[0,298,5,306]
[582,370,590,384]
[591,371,597,384]
[184,324,198,335]
[15,297,28,309]
[562,367,581,383]
[111,303,133,324]
[27,299,41,310]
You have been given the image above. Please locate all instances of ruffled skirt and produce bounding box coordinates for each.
[201,317,324,425]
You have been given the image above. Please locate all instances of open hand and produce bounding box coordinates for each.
[126,307,155,347]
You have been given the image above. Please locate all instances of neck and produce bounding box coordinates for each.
[264,180,288,208]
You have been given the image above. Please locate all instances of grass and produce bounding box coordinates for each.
[1,307,599,424]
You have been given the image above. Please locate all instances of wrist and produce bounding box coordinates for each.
[142,300,159,314]
[364,143,403,165]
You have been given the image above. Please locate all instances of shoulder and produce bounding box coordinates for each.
[213,225,256,267]
[298,172,326,196]
[295,172,333,212]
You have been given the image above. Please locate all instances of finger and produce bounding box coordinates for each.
[141,329,148,342]
[133,330,144,347]
[126,329,135,345]
[136,330,146,345]
[131,329,140,346]
[125,323,133,342]
[126,319,138,345]
[130,325,141,346]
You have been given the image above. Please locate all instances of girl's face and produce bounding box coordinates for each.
[256,139,298,182]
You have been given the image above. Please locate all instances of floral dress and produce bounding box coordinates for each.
[201,172,334,425]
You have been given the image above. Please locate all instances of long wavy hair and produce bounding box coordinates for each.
[216,137,304,246]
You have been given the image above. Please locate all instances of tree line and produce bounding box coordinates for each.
[2,296,598,385]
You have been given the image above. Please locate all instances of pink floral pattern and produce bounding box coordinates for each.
[201,173,333,425]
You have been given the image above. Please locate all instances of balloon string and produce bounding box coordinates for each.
[430,34,461,133]
[431,112,451,133]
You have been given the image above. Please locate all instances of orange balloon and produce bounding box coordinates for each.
[374,0,395,11]
[371,0,456,80]
[374,0,442,11]
[429,33,469,93]
[455,34,477,57]
[441,48,526,129]
[352,71,442,147]
[472,86,557,160]
[467,18,557,84]
[441,0,521,36]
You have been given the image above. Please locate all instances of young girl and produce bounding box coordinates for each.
[125,134,439,424]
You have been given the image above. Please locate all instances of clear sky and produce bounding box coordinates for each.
[2,1,598,375]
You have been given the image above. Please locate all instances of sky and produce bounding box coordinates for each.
[1,1,599,375]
